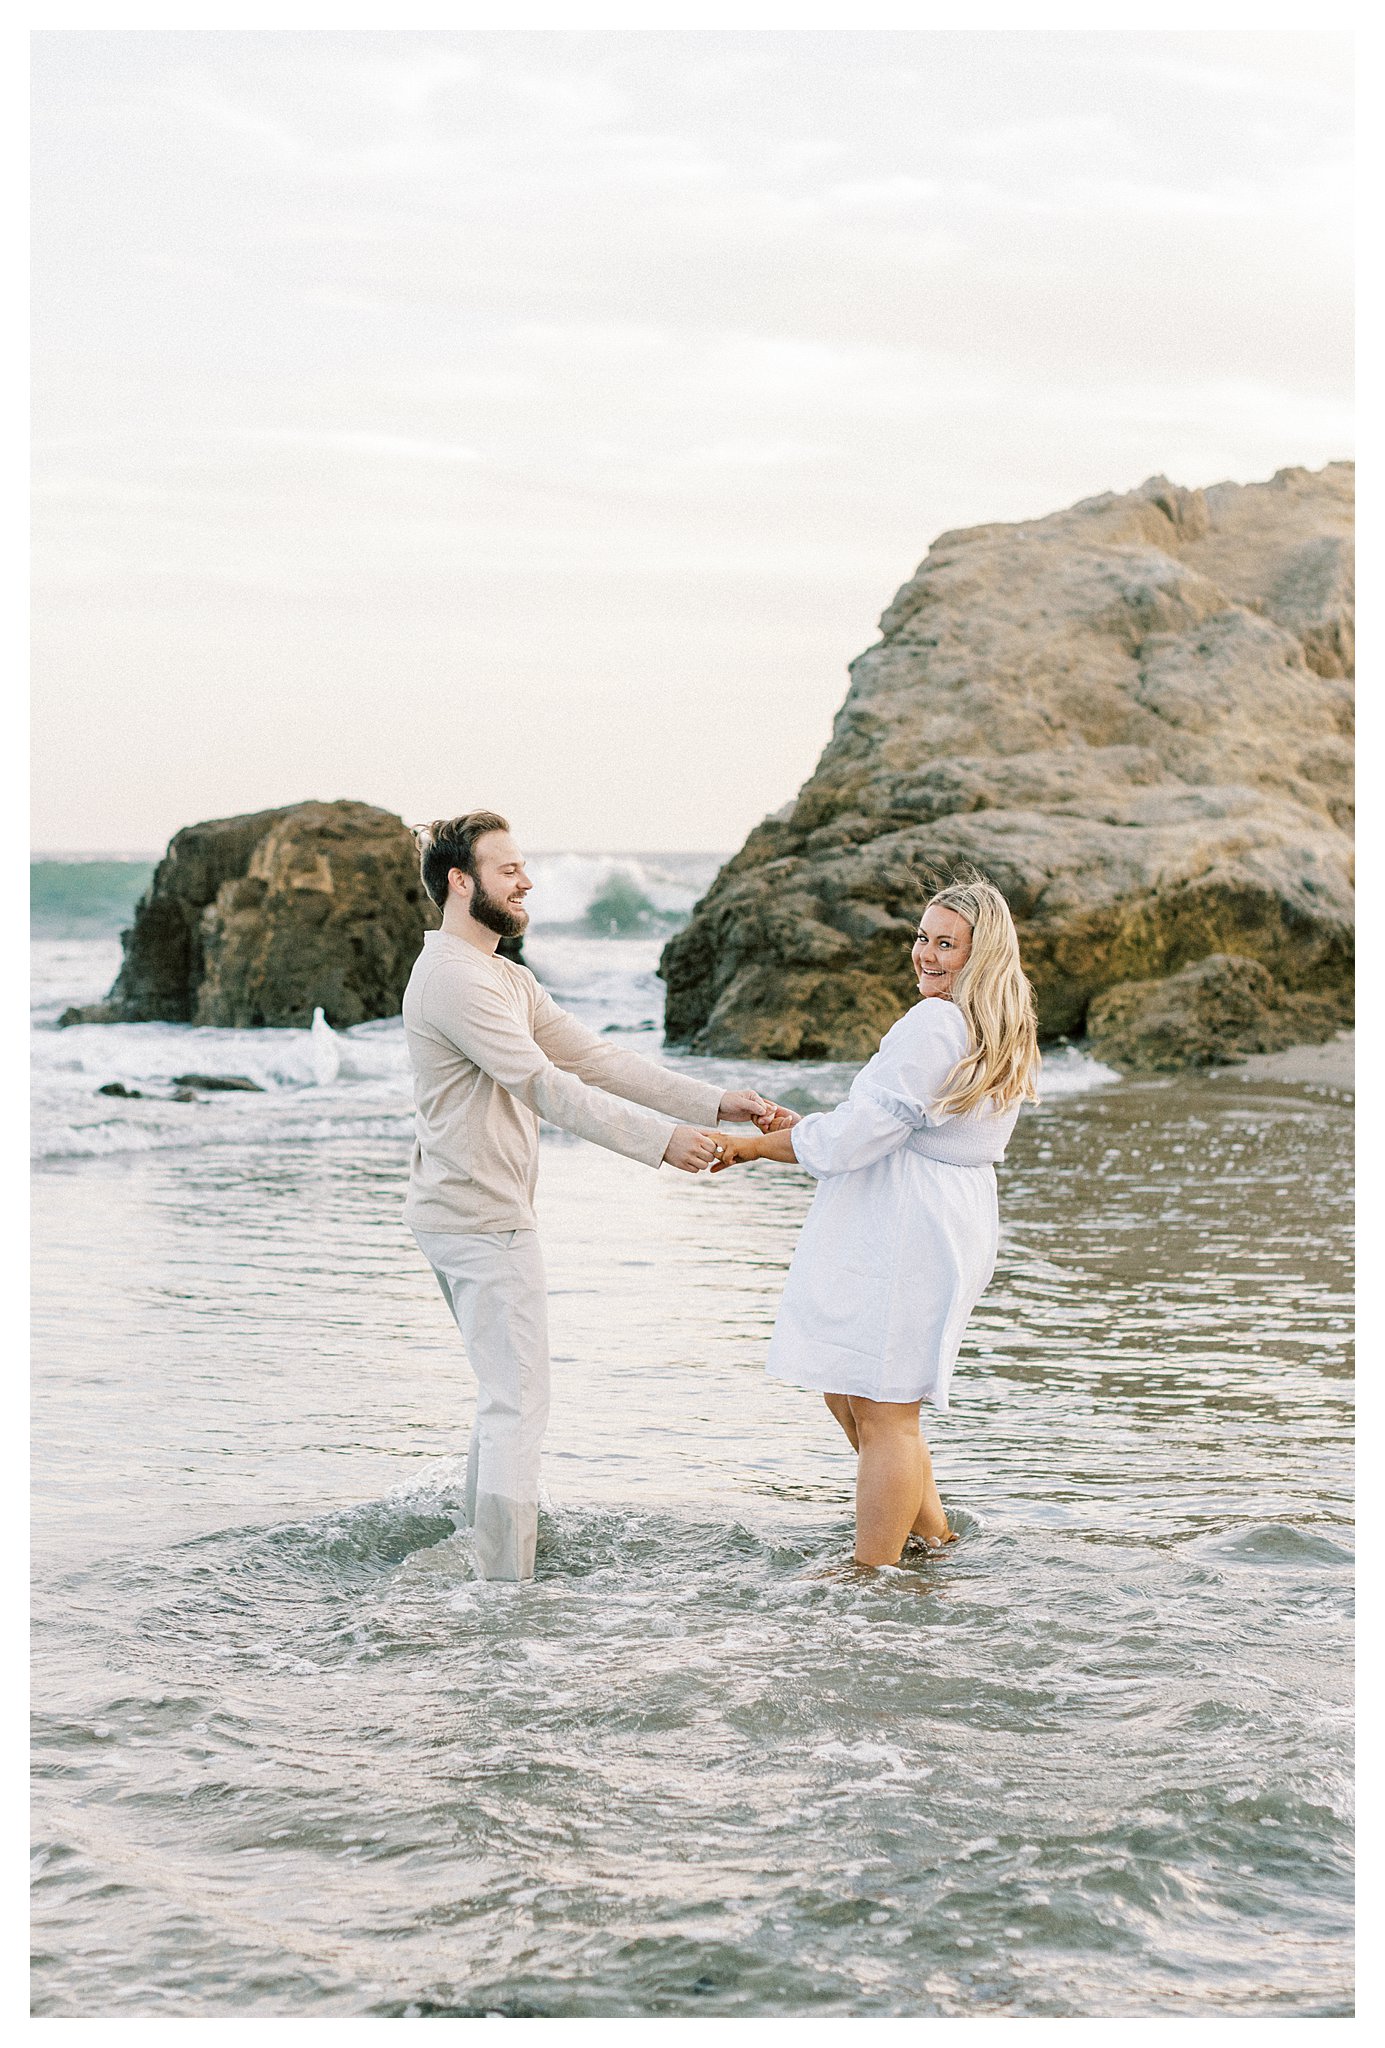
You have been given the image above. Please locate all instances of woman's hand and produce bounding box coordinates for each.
[709,1131,764,1172]
[713,1124,802,1170]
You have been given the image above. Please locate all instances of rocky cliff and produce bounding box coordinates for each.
[660,463,1354,1064]
[63,800,445,1029]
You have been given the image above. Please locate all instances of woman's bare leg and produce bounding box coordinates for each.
[847,1398,928,1566]
[823,1391,859,1450]
[827,1394,954,1550]
[907,1433,955,1547]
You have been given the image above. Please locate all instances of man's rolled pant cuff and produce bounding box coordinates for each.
[471,1487,539,1582]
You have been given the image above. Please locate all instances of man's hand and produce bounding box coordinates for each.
[718,1089,799,1132]
[662,1125,725,1174]
[717,1088,769,1126]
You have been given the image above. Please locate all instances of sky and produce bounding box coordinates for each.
[31,29,1353,855]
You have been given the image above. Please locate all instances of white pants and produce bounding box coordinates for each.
[413,1228,551,1583]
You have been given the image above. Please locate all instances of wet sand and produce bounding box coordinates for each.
[1214,1031,1354,1093]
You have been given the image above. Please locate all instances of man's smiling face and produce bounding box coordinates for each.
[459,830,533,938]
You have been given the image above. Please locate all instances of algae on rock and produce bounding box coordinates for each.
[1086,955,1346,1074]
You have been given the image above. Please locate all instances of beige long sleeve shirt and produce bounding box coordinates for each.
[402,931,726,1234]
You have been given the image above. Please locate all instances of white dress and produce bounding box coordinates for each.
[765,997,1019,1412]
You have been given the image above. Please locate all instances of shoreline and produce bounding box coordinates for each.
[1211,1030,1354,1093]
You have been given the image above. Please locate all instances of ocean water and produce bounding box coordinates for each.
[31,857,1353,2017]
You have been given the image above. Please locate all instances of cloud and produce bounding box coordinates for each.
[673,439,836,472]
[827,175,944,211]
[228,428,482,464]
[1127,43,1349,108]
[30,28,1354,853]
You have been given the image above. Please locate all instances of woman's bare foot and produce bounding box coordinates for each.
[909,1495,954,1546]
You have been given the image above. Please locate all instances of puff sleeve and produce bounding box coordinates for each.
[790,1001,968,1180]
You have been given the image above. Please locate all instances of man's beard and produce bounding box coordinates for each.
[470,878,529,939]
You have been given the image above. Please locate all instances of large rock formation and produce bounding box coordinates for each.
[661,463,1354,1061]
[62,800,444,1029]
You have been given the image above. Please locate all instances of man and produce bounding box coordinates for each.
[403,811,780,1583]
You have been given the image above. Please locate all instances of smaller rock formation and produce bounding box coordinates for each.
[1085,954,1344,1073]
[61,800,445,1030]
[171,1074,265,1092]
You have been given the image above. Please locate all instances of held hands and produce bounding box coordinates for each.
[664,1121,800,1174]
[713,1121,802,1170]
[708,1132,764,1172]
[662,1125,766,1174]
[717,1089,801,1133]
[664,1093,805,1173]
[662,1125,726,1174]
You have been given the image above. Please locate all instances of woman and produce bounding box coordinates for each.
[711,878,1040,1568]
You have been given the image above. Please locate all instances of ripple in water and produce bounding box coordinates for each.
[31,1074,1352,2016]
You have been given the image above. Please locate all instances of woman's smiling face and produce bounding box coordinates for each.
[911,903,973,998]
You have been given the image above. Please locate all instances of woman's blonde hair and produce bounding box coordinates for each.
[924,876,1041,1116]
